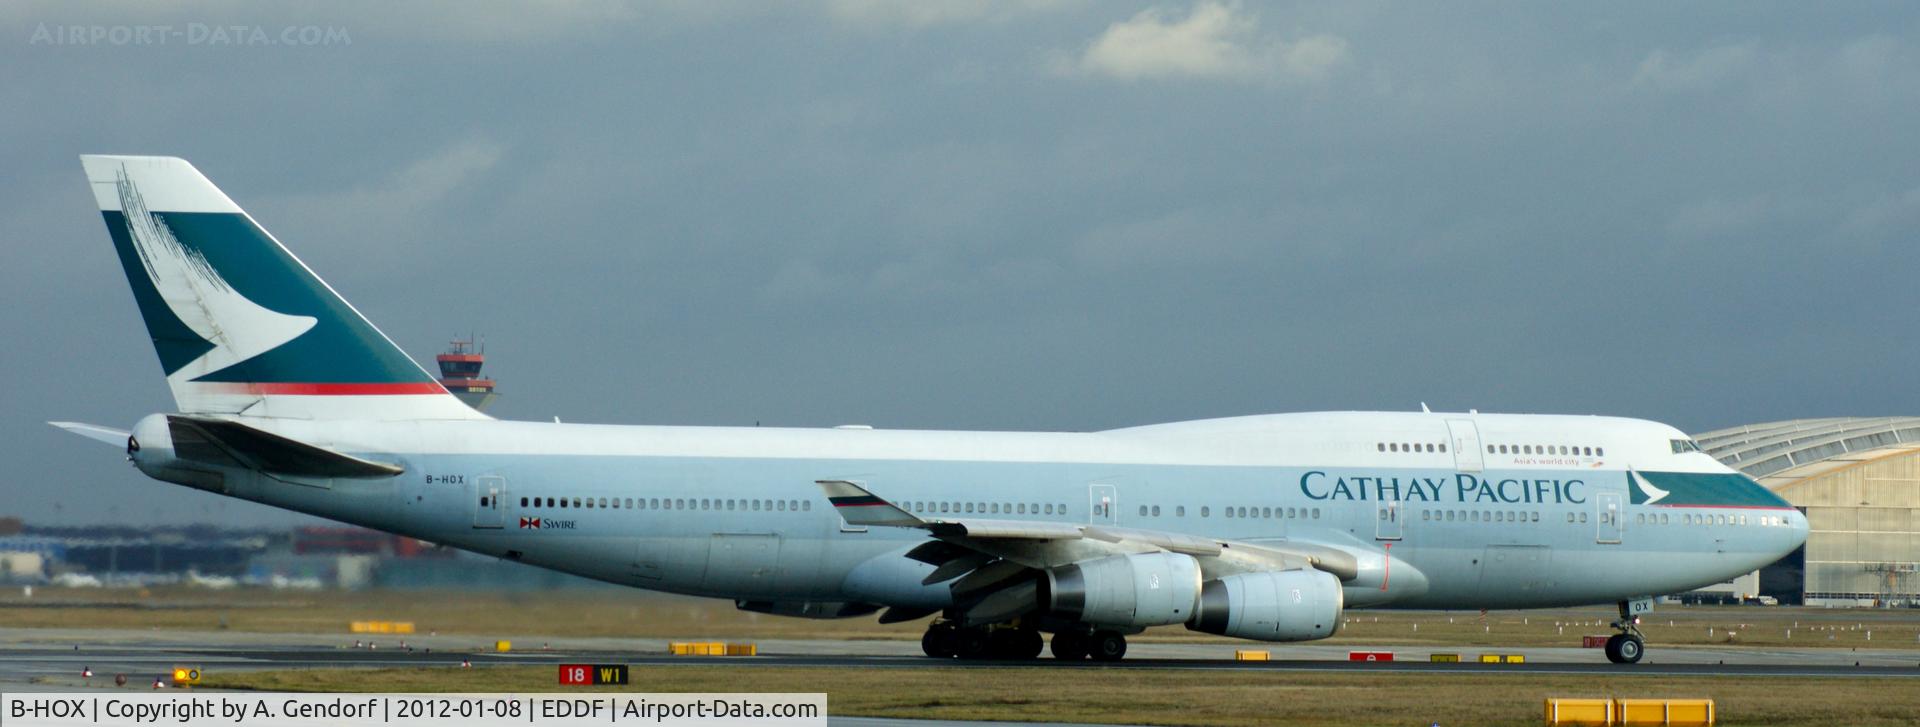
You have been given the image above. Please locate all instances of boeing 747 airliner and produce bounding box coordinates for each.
[56,155,1807,664]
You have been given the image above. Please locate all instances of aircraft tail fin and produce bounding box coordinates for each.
[80,155,485,420]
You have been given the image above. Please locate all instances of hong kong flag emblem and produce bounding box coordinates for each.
[519,517,541,529]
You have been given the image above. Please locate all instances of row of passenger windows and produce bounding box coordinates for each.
[904,501,1066,516]
[1488,443,1602,457]
[519,496,812,513]
[504,494,1791,533]
[1637,512,1792,527]
[1421,509,1544,523]
[1409,509,1793,527]
[1379,442,1446,453]
[1381,441,1607,457]
[1133,504,1324,519]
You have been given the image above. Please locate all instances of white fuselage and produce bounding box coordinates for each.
[127,409,1808,613]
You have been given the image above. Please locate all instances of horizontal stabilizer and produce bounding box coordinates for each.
[49,421,131,447]
[169,416,403,479]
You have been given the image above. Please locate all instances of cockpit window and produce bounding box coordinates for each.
[1670,439,1702,454]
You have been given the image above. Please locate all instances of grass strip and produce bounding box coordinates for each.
[201,664,1920,726]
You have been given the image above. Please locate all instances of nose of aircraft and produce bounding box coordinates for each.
[1727,470,1805,556]
[1786,507,1810,551]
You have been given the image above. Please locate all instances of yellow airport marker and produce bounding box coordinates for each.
[670,642,754,656]
[1617,698,1714,726]
[1544,698,1614,725]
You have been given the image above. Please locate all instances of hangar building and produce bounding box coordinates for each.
[1695,417,1920,607]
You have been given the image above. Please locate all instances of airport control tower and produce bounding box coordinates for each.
[436,337,498,412]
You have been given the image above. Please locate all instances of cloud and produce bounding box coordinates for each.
[1059,1,1347,82]
[825,0,1078,30]
[354,1,641,42]
[1664,194,1776,240]
[1278,33,1349,81]
[332,135,504,212]
[1832,186,1920,248]
[1665,186,1920,253]
[1632,41,1758,91]
[258,136,505,263]
[0,0,663,43]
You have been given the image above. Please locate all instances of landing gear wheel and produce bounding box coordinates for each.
[1050,631,1088,660]
[991,628,1043,660]
[921,623,956,659]
[987,629,1022,659]
[1604,633,1644,664]
[953,628,993,660]
[1087,630,1128,661]
[1606,599,1649,665]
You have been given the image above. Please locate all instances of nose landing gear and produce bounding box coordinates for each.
[1605,599,1649,664]
[1604,631,1644,664]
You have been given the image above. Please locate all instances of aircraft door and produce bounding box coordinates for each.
[1375,500,1403,541]
[1446,419,1483,473]
[1596,492,1623,544]
[471,475,506,529]
[1088,483,1117,525]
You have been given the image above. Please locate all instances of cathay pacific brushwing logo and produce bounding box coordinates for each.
[1628,469,1670,505]
[115,169,315,382]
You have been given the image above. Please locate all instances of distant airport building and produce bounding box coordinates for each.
[1696,418,1920,607]
[436,337,498,412]
[1,520,604,590]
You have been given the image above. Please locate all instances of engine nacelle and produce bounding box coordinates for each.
[1043,552,1201,628]
[1187,569,1343,642]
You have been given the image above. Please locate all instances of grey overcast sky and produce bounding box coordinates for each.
[5,2,1920,526]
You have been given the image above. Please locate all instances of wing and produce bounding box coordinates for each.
[817,479,1365,626]
[820,479,1354,576]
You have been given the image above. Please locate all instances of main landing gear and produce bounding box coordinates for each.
[1048,629,1127,661]
[1605,599,1648,665]
[920,622,1044,660]
[920,622,1127,661]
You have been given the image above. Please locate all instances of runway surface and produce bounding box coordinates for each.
[5,627,1920,689]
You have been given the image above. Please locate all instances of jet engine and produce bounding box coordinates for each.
[1186,569,1343,642]
[1042,552,1202,628]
